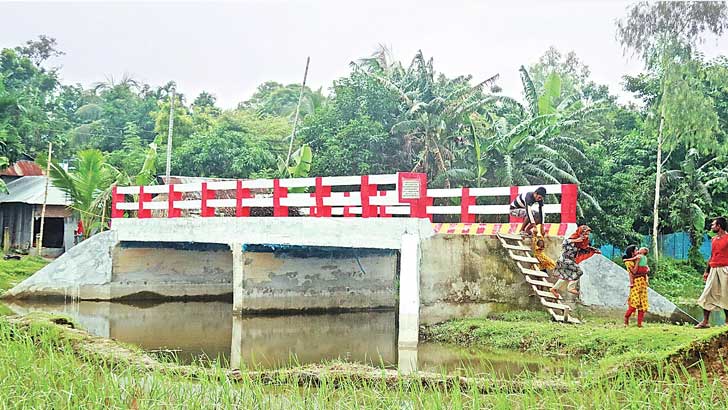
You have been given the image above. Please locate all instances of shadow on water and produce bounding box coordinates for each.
[3,300,571,378]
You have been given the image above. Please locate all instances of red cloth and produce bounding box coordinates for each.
[709,234,728,268]
[570,225,602,263]
[76,220,84,235]
[634,266,650,278]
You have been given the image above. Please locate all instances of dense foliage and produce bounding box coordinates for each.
[1,3,728,257]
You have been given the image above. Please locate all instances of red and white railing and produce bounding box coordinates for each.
[111,172,577,224]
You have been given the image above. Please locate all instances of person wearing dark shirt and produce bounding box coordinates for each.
[510,187,546,237]
[695,217,728,329]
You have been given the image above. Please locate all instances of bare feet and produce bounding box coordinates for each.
[568,289,580,296]
[549,288,560,299]
[694,322,710,329]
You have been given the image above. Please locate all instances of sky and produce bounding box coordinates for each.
[2,0,728,108]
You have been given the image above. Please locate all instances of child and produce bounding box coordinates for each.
[623,245,649,327]
[532,230,556,272]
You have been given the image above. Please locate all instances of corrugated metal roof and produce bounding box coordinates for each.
[0,176,72,206]
[0,160,45,176]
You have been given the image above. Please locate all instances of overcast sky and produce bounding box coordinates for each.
[2,0,728,108]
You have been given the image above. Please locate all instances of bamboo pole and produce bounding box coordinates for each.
[37,142,52,257]
[285,57,310,168]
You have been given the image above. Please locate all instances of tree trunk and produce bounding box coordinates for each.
[652,106,665,261]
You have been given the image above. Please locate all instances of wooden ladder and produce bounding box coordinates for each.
[496,232,580,324]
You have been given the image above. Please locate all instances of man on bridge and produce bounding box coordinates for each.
[510,186,546,238]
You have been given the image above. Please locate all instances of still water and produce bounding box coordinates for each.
[3,300,572,378]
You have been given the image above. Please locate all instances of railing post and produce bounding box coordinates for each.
[509,185,522,224]
[378,191,391,218]
[460,187,475,223]
[343,192,352,217]
[273,179,288,217]
[314,177,332,217]
[561,184,578,224]
[236,180,251,217]
[360,175,377,218]
[201,182,216,217]
[168,184,181,218]
[138,186,152,219]
[111,186,124,218]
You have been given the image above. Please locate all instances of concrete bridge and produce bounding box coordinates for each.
[4,172,693,357]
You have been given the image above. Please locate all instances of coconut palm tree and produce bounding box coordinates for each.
[359,50,498,187]
[38,137,161,239]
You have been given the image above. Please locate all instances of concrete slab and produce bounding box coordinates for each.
[112,217,435,249]
[579,254,696,323]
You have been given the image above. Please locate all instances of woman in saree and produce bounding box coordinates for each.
[550,225,599,298]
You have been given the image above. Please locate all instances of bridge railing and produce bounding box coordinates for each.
[111,172,577,223]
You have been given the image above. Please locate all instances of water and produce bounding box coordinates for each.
[679,304,727,327]
[3,300,570,378]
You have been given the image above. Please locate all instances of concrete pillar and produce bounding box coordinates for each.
[398,233,420,350]
[398,346,418,375]
[230,315,243,369]
[231,242,244,312]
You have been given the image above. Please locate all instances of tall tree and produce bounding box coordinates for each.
[617,0,728,260]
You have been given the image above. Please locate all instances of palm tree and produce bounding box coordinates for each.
[38,149,118,238]
[359,50,498,187]
[38,140,161,239]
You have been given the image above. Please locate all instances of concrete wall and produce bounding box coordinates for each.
[111,242,233,299]
[239,246,398,311]
[418,235,561,324]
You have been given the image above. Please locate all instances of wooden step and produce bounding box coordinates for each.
[508,252,540,264]
[525,276,554,288]
[501,243,532,252]
[497,233,524,241]
[540,299,572,311]
[550,312,582,324]
[519,267,549,278]
[534,289,562,299]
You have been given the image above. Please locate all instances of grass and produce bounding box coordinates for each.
[649,258,706,304]
[422,311,728,377]
[0,255,48,293]
[1,315,727,409]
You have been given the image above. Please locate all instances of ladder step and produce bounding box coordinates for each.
[525,276,554,288]
[534,289,562,299]
[502,243,532,252]
[541,299,572,311]
[566,316,581,324]
[520,267,549,278]
[497,233,524,241]
[509,253,540,264]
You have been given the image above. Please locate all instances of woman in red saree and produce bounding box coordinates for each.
[573,226,601,264]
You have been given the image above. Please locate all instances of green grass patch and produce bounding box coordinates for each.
[422,313,728,376]
[1,315,727,409]
[0,255,48,292]
[649,258,705,303]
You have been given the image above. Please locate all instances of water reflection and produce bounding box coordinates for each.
[679,304,727,326]
[3,300,569,378]
[230,313,396,369]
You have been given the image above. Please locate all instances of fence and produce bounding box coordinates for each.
[111,172,578,224]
